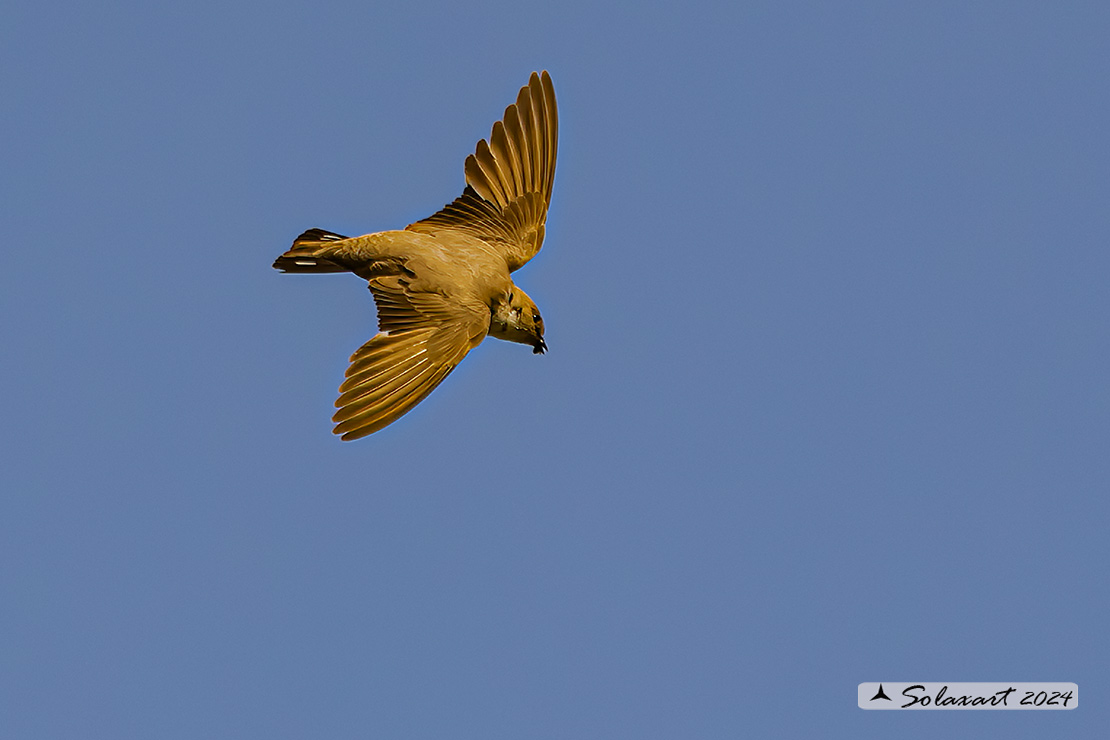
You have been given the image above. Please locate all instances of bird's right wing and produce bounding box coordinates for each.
[406,71,558,272]
[331,276,489,440]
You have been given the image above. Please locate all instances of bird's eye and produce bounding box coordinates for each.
[533,314,541,322]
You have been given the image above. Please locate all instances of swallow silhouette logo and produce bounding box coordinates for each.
[870,684,892,701]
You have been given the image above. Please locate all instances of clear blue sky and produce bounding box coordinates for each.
[2,1,1107,738]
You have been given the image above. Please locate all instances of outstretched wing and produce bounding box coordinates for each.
[332,277,489,440]
[407,71,558,272]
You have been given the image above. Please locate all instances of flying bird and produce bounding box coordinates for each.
[273,71,558,440]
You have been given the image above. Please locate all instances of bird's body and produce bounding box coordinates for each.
[274,72,557,440]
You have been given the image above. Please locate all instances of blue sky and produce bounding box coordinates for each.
[2,1,1107,737]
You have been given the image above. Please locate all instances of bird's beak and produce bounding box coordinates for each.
[533,337,547,354]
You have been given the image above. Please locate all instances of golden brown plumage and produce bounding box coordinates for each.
[273,72,558,440]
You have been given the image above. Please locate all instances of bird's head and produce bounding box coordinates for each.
[491,286,546,354]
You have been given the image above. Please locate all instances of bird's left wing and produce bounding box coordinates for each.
[406,71,558,272]
[332,276,489,440]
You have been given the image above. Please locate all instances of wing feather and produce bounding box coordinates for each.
[503,105,531,194]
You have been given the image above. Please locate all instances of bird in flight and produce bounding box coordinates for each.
[274,71,558,440]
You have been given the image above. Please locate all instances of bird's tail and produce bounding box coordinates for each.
[272,229,352,273]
